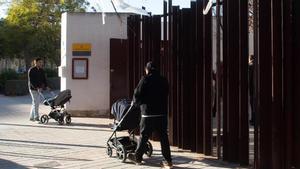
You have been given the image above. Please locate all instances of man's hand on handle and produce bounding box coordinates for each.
[37,88,43,92]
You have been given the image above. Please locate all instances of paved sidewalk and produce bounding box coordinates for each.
[0,93,247,169]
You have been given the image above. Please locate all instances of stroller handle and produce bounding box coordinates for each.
[38,90,55,106]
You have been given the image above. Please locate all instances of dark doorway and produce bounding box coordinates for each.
[110,39,129,109]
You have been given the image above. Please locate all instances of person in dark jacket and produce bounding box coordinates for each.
[128,61,173,168]
[28,58,48,121]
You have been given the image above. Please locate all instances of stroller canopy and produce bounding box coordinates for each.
[111,99,140,130]
[44,89,72,107]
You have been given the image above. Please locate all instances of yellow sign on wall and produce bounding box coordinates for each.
[72,43,92,56]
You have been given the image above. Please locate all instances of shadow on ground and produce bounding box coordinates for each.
[0,122,110,132]
[122,155,241,169]
[0,158,28,169]
[0,138,105,149]
[0,150,92,162]
[117,150,243,169]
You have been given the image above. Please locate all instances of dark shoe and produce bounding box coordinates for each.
[127,153,142,165]
[160,160,173,169]
[29,118,35,122]
[35,117,40,121]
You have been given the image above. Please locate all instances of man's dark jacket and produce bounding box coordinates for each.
[133,71,169,116]
[28,66,47,90]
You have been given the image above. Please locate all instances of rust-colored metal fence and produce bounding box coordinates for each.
[254,0,300,168]
[118,0,300,168]
[222,0,249,165]
[127,0,214,155]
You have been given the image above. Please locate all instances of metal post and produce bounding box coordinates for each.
[291,1,300,167]
[172,6,180,147]
[253,0,259,167]
[258,0,272,168]
[190,1,197,152]
[196,0,204,154]
[203,0,212,156]
[222,0,228,160]
[177,8,183,149]
[226,0,240,162]
[216,0,221,159]
[271,0,283,168]
[168,0,176,146]
[239,0,249,165]
[181,8,192,150]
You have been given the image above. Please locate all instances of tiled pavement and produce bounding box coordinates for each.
[0,93,249,169]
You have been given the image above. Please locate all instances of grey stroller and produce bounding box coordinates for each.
[106,99,153,162]
[39,89,72,125]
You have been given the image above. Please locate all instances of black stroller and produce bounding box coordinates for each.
[39,89,72,125]
[106,99,153,162]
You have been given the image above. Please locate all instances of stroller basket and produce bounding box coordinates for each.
[111,99,140,131]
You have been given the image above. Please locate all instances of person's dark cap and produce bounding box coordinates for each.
[145,61,156,71]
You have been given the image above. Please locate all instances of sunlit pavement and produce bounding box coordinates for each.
[0,93,248,169]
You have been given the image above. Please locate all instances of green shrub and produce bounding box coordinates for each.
[44,68,58,78]
[0,68,58,93]
[4,80,28,96]
[0,69,19,92]
[17,73,28,80]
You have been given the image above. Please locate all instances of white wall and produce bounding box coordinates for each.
[60,12,130,116]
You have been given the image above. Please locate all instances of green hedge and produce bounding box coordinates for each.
[0,69,24,92]
[4,80,28,96]
[0,68,59,94]
[4,77,60,96]
[44,68,58,78]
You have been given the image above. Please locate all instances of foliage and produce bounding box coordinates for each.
[0,0,89,68]
[0,69,20,91]
[44,68,58,77]
[0,67,57,92]
[0,20,28,59]
[0,69,19,80]
[0,19,4,57]
[248,0,254,32]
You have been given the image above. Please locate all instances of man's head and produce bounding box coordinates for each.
[34,58,43,68]
[145,61,156,75]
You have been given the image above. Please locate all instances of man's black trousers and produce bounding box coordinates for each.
[135,116,172,162]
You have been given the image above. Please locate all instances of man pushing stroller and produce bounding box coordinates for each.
[28,57,50,122]
[128,61,173,168]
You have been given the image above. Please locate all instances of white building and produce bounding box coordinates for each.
[60,12,131,117]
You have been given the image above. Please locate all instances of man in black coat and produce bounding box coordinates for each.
[28,57,48,121]
[128,61,173,168]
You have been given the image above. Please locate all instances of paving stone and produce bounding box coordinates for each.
[0,93,247,169]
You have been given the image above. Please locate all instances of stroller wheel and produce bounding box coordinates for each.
[64,114,72,124]
[40,115,49,124]
[106,145,112,157]
[116,145,127,162]
[145,141,153,157]
[58,117,64,125]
